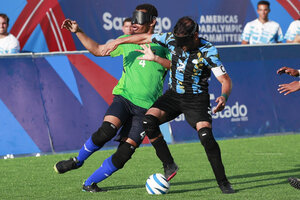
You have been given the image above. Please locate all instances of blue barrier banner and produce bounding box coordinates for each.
[0,44,300,155]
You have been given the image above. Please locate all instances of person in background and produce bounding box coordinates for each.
[122,17,133,35]
[0,13,20,54]
[285,19,300,43]
[241,1,283,44]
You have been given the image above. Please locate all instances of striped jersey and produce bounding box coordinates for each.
[151,32,223,94]
[284,20,300,41]
[241,19,283,44]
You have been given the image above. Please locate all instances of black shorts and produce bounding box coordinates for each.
[151,89,212,128]
[105,95,147,146]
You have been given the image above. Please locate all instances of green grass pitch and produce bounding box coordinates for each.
[1,134,299,199]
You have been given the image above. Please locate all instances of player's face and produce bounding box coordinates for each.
[0,17,8,36]
[131,9,151,34]
[132,23,150,34]
[122,21,133,35]
[176,33,199,52]
[257,4,270,21]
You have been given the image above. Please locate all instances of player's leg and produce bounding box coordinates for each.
[144,90,180,181]
[83,97,144,192]
[76,116,120,164]
[197,124,234,193]
[184,93,234,194]
[83,141,136,192]
[54,95,127,174]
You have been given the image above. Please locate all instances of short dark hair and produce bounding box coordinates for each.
[257,1,270,8]
[0,13,9,25]
[135,4,158,17]
[173,16,198,36]
[123,17,132,26]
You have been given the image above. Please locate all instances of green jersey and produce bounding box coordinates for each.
[110,35,169,109]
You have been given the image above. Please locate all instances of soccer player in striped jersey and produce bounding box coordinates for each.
[108,16,235,194]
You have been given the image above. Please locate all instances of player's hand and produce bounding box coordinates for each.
[61,19,80,33]
[102,40,119,55]
[278,81,300,95]
[213,96,226,114]
[277,66,299,77]
[136,44,156,61]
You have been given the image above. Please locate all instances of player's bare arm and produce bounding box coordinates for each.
[117,33,152,45]
[105,33,153,54]
[213,73,232,114]
[277,66,299,77]
[61,19,110,56]
[135,44,171,69]
[278,81,300,95]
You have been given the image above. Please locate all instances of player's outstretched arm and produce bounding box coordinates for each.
[213,73,232,114]
[136,44,171,69]
[117,33,152,45]
[105,33,153,54]
[61,19,110,56]
[277,66,299,77]
[278,81,300,95]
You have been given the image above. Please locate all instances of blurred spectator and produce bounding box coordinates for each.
[241,1,283,44]
[122,17,133,35]
[0,13,20,54]
[285,19,300,43]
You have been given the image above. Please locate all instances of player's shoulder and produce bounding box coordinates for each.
[199,38,215,49]
[198,38,218,54]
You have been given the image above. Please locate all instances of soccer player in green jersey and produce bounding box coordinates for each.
[54,4,178,192]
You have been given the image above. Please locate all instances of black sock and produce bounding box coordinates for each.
[205,142,228,184]
[151,136,174,165]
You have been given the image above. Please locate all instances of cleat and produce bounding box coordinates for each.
[82,182,106,193]
[219,181,235,194]
[163,162,178,181]
[288,177,300,190]
[54,157,82,174]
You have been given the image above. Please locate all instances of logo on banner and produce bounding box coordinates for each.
[198,15,243,44]
[170,93,248,123]
[102,12,171,33]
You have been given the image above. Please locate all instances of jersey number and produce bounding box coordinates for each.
[139,60,146,68]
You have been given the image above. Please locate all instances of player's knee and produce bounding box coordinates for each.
[91,121,118,147]
[143,115,160,139]
[111,142,136,169]
[198,127,218,150]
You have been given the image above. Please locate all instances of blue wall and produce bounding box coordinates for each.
[0,44,299,156]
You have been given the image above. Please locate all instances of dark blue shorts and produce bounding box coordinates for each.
[105,95,147,146]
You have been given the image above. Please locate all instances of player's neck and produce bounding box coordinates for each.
[147,26,155,34]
